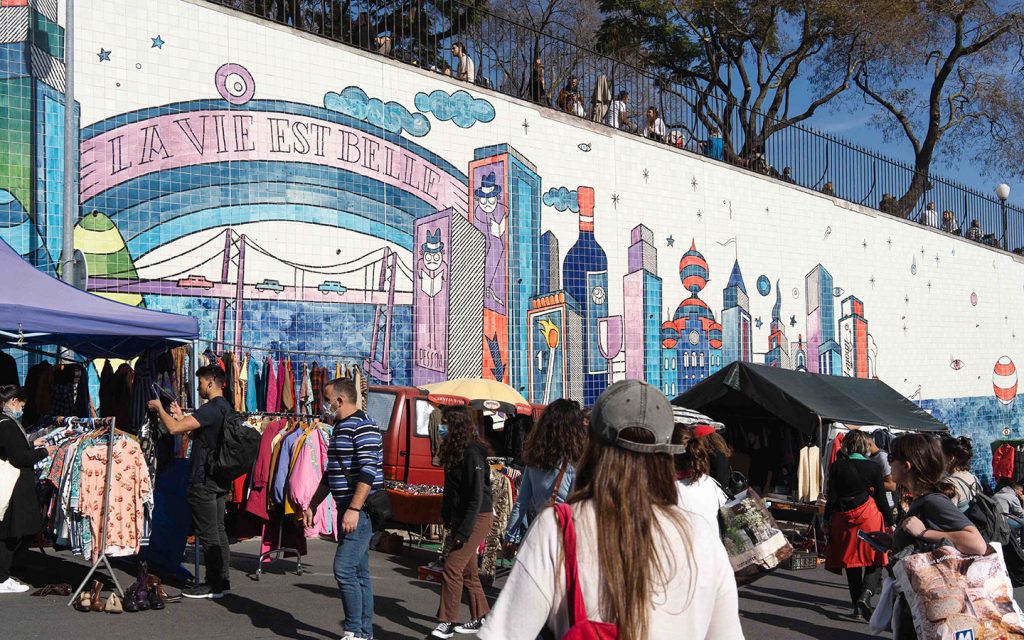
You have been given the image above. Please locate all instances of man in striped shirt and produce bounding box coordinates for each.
[307,378,383,640]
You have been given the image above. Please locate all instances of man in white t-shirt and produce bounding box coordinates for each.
[451,42,475,83]
[605,91,630,131]
[919,202,938,228]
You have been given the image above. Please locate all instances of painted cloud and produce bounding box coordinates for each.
[543,186,579,213]
[324,86,430,137]
[414,89,496,128]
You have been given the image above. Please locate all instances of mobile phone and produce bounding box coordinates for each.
[857,530,893,553]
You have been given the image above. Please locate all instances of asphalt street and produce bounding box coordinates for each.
[0,537,1007,639]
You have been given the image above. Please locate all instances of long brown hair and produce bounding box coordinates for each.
[523,399,587,471]
[436,406,488,470]
[570,428,693,640]
[890,433,955,499]
[940,435,973,473]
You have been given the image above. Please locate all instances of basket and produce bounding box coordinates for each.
[783,550,819,570]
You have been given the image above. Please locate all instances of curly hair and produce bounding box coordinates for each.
[941,435,973,473]
[437,406,487,471]
[522,399,587,471]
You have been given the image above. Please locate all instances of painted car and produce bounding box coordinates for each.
[176,275,214,289]
[255,278,285,293]
[318,281,348,294]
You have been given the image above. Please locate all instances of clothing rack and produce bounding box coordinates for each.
[67,417,125,606]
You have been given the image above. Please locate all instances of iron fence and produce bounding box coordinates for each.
[205,0,1024,254]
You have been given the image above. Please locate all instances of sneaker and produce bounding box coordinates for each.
[430,622,456,639]
[181,584,224,600]
[0,578,30,594]
[340,633,367,640]
[454,618,485,634]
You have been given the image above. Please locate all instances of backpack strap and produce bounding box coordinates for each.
[546,463,569,509]
[554,502,588,628]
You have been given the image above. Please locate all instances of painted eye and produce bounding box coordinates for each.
[950,359,964,371]
[833,287,844,297]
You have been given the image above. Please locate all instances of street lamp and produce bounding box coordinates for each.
[997,183,1011,251]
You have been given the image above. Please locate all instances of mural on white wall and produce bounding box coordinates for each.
[2,0,1024,480]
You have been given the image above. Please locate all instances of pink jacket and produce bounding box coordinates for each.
[288,426,335,539]
[266,358,280,413]
[244,419,288,521]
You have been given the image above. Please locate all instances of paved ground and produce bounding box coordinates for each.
[3,537,1016,639]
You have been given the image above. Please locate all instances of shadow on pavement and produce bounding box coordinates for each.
[214,591,337,640]
[740,610,875,640]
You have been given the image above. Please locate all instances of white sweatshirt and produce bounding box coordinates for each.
[479,502,744,640]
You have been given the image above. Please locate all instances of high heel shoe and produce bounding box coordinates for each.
[89,580,105,612]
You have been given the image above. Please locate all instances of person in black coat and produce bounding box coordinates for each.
[433,406,494,638]
[0,385,54,593]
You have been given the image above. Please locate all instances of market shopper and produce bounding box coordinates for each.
[479,380,743,640]
[941,435,980,508]
[433,406,494,638]
[307,377,384,640]
[0,385,54,594]
[503,398,585,548]
[674,425,729,535]
[824,430,894,621]
[148,365,233,599]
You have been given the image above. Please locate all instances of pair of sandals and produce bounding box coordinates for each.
[31,583,71,597]
[73,580,123,613]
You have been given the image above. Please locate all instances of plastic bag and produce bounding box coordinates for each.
[718,488,793,584]
[869,575,897,635]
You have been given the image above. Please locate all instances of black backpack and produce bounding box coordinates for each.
[950,477,1011,545]
[207,411,261,482]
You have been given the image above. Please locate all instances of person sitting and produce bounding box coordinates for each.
[822,181,836,196]
[941,435,979,509]
[606,91,630,131]
[642,107,666,142]
[919,202,938,228]
[994,478,1024,521]
[707,128,724,160]
[941,210,960,235]
[781,166,795,183]
[966,219,984,241]
[556,76,585,117]
[668,130,687,149]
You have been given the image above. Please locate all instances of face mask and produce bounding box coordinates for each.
[6,406,22,421]
[322,400,336,419]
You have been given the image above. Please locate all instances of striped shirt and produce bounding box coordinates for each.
[326,409,384,508]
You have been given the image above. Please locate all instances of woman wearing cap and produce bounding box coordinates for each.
[433,406,494,638]
[479,381,742,640]
[824,429,894,620]
[504,399,586,550]
[0,385,54,593]
[674,425,729,536]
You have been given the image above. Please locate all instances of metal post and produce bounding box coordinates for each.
[1002,200,1008,251]
[60,0,76,283]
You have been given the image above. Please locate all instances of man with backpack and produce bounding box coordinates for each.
[148,364,235,599]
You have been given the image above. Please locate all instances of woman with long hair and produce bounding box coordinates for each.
[480,381,742,640]
[889,434,986,638]
[0,385,54,594]
[824,430,894,620]
[941,435,979,508]
[504,399,586,547]
[674,425,729,535]
[432,406,494,638]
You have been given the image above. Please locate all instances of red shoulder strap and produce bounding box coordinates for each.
[554,502,589,627]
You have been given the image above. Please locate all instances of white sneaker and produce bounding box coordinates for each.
[339,633,366,640]
[0,578,30,593]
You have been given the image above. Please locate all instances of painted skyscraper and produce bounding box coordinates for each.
[527,291,584,404]
[623,224,662,389]
[538,231,560,294]
[469,144,541,390]
[670,241,723,392]
[839,295,869,378]
[562,186,609,405]
[805,264,841,375]
[765,282,792,369]
[721,259,752,366]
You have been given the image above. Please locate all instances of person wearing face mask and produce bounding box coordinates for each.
[306,378,383,640]
[0,384,55,594]
[148,365,234,599]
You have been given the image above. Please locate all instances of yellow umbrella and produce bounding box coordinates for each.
[419,378,532,415]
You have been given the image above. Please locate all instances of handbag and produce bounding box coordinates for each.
[546,463,569,509]
[362,489,393,532]
[0,458,18,520]
[553,502,618,639]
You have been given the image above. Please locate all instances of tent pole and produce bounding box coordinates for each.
[60,0,76,284]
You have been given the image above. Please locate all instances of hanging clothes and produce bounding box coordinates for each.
[481,468,514,579]
[994,443,1016,480]
[281,361,295,413]
[79,436,150,559]
[50,364,79,417]
[299,364,311,414]
[797,445,822,502]
[0,350,17,386]
[22,362,52,429]
[244,419,290,521]
[238,354,249,411]
[110,364,134,430]
[287,425,335,539]
[232,355,244,411]
[246,355,259,412]
[99,361,116,418]
[264,358,279,413]
[257,358,269,412]
[310,361,327,406]
[353,365,368,411]
[276,360,287,413]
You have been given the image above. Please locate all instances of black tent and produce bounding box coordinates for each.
[673,362,947,436]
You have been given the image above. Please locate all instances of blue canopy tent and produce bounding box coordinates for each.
[0,238,198,358]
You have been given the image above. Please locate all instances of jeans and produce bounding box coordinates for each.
[334,510,374,637]
[187,481,231,590]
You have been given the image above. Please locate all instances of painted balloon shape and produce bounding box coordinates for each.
[911,257,917,275]
[993,356,1018,405]
[756,275,771,296]
[970,292,978,306]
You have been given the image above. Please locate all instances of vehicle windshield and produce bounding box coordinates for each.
[366,391,396,432]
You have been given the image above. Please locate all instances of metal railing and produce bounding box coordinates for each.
[205,0,1024,254]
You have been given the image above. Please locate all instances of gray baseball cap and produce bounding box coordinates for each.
[590,380,685,454]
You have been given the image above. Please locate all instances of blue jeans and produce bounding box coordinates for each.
[334,510,373,637]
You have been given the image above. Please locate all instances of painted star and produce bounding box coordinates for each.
[151,35,165,49]
[935,254,940,264]
[927,281,932,291]
[642,168,650,182]
[611,193,620,209]
[903,324,908,334]
[691,176,698,190]
[765,206,770,215]
[696,209,703,220]
[904,295,910,304]
[920,247,926,257]
[789,315,797,327]
[862,239,868,249]
[521,119,530,134]
[869,275,876,287]
[887,237,893,248]
[666,235,675,247]
[755,317,763,329]
[97,48,111,62]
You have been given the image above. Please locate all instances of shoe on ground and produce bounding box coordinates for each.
[0,577,30,593]
[454,618,485,634]
[430,622,456,639]
[181,583,224,600]
[340,633,367,640]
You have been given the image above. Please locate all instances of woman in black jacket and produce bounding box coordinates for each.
[0,385,53,594]
[432,406,494,639]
